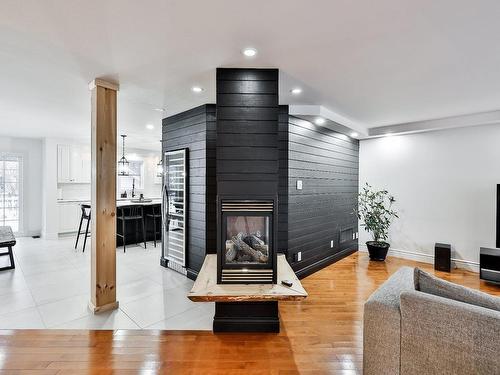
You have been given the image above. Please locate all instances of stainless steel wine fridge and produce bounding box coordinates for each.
[160,148,188,275]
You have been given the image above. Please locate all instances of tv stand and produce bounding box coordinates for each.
[480,247,500,284]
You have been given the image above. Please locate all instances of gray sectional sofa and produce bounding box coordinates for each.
[363,266,500,375]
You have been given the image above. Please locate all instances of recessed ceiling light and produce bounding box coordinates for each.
[314,117,325,125]
[242,47,257,57]
[153,108,165,112]
[350,132,359,138]
[146,124,155,130]
[290,88,302,95]
[192,86,203,93]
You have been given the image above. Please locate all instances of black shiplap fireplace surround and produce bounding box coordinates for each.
[162,68,359,282]
[216,68,279,284]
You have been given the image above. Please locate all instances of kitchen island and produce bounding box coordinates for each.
[116,199,162,247]
[116,199,161,246]
[58,198,162,247]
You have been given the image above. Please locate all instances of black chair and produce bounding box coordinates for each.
[117,205,146,252]
[75,204,91,252]
[146,204,162,247]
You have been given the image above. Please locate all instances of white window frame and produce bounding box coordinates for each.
[117,160,145,192]
[0,152,23,235]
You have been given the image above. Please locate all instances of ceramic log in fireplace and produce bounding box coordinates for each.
[217,198,278,284]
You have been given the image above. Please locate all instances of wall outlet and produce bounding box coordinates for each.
[296,251,302,262]
[296,180,303,190]
[330,240,334,248]
[355,232,359,239]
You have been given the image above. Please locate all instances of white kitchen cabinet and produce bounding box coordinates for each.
[57,202,83,233]
[57,144,71,183]
[81,148,91,183]
[57,144,91,183]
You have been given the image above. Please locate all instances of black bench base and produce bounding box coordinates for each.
[0,226,15,272]
[0,246,15,271]
[213,301,280,333]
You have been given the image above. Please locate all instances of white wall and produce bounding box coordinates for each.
[0,136,43,236]
[359,124,500,271]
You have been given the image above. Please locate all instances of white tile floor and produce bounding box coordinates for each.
[0,236,213,330]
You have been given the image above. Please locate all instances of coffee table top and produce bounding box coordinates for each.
[187,254,308,302]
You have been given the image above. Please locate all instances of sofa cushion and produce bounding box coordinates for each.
[414,267,500,312]
[400,290,500,375]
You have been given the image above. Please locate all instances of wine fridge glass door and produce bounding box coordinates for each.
[162,148,188,272]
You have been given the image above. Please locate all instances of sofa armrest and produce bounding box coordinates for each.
[400,290,500,375]
[363,267,415,375]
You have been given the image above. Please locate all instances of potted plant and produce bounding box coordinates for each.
[356,183,398,261]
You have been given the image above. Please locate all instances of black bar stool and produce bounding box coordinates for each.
[75,204,91,252]
[117,205,146,252]
[146,204,162,247]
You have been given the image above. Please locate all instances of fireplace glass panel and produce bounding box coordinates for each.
[225,215,270,265]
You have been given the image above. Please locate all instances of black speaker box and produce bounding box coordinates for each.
[435,243,451,272]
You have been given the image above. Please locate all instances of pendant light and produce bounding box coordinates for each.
[118,134,130,176]
[156,140,163,177]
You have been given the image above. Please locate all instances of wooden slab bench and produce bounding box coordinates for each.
[0,226,16,271]
[188,254,307,332]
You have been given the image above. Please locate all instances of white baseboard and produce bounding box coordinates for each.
[359,244,479,273]
[451,258,480,273]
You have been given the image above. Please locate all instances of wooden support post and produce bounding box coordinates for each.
[88,78,119,314]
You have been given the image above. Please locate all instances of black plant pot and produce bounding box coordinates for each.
[366,241,390,261]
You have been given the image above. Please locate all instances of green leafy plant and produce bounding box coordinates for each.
[356,183,398,245]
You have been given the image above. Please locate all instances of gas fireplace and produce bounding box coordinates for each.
[217,199,278,284]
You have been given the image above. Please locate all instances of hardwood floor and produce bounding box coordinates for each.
[0,252,498,374]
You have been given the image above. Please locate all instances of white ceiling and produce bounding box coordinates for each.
[1,0,500,148]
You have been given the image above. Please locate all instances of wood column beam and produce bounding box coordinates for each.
[88,78,119,314]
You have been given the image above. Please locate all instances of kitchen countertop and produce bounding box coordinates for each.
[117,199,162,207]
[57,199,91,203]
[57,197,161,204]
